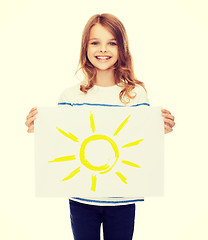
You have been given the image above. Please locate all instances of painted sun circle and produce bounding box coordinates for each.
[79,134,119,173]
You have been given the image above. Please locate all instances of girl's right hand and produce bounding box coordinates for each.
[25,107,38,133]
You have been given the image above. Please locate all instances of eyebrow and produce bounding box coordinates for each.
[89,38,117,41]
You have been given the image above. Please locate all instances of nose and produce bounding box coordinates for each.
[99,44,107,53]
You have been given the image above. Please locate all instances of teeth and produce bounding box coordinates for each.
[96,56,111,60]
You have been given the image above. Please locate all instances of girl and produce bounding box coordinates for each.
[26,13,175,240]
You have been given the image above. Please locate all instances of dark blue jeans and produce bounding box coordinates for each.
[69,200,135,240]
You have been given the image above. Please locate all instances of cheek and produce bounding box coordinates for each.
[87,48,92,61]
[87,46,95,58]
[113,48,119,60]
[86,50,90,60]
[87,47,90,57]
[86,48,96,66]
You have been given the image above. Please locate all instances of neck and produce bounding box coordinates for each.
[95,69,116,87]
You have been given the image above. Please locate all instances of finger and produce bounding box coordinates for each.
[30,107,37,113]
[28,109,38,117]
[26,109,38,120]
[164,125,173,134]
[27,125,34,133]
[27,107,37,118]
[25,116,36,127]
[164,122,173,132]
[25,116,35,127]
[162,113,175,121]
[161,108,171,115]
[164,118,175,128]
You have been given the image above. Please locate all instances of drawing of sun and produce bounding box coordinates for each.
[48,112,144,192]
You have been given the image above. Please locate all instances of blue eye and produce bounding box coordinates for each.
[109,42,117,46]
[91,42,99,45]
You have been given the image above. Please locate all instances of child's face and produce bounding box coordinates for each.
[87,24,118,72]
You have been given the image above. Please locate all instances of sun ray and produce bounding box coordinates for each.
[113,115,131,136]
[48,155,76,163]
[122,139,144,148]
[56,127,79,142]
[122,160,141,168]
[62,167,80,181]
[115,171,127,184]
[90,112,96,133]
[91,175,97,192]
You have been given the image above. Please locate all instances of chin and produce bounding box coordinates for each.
[96,66,114,71]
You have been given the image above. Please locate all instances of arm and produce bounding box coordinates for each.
[161,108,175,134]
[25,107,38,133]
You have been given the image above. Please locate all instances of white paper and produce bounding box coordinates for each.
[35,105,164,197]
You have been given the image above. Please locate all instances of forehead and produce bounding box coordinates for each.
[89,24,115,40]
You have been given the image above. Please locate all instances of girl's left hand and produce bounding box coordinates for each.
[161,108,175,134]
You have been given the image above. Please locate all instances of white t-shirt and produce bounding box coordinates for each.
[58,83,150,206]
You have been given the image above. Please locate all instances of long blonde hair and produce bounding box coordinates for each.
[77,13,146,104]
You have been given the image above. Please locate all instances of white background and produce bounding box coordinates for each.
[0,0,207,239]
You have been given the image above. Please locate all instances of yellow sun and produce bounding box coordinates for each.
[48,111,143,192]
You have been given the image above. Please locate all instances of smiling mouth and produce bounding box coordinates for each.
[95,56,112,61]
